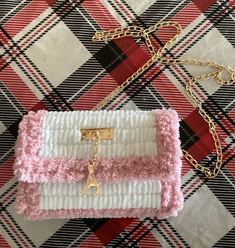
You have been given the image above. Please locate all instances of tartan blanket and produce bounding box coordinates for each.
[0,0,234,247]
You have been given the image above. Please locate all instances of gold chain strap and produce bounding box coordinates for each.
[92,21,235,178]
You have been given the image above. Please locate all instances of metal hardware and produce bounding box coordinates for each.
[81,128,113,196]
[81,130,101,196]
[81,128,114,140]
[92,21,235,178]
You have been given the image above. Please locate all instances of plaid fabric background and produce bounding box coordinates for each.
[0,0,235,247]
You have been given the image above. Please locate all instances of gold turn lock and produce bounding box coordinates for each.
[81,128,114,140]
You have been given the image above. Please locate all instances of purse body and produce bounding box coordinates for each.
[14,109,183,220]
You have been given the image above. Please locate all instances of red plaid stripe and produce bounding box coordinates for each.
[0,66,39,111]
[193,0,217,11]
[3,0,53,38]
[0,234,11,248]
[0,157,14,188]
[94,219,133,245]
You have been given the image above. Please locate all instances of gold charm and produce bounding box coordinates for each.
[81,161,100,196]
[81,129,113,196]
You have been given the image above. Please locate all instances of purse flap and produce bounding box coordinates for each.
[14,109,182,183]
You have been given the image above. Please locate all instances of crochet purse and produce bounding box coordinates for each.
[14,22,234,220]
[14,109,182,220]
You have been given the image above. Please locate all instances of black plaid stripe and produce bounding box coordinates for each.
[0,132,16,165]
[204,0,235,47]
[206,168,235,217]
[94,41,127,73]
[203,96,235,130]
[108,0,183,58]
[1,209,36,248]
[73,219,113,247]
[215,14,235,47]
[100,61,172,110]
[180,120,199,150]
[0,0,31,23]
[40,88,73,111]
[0,81,24,127]
[53,57,106,105]
[213,226,235,247]
[61,1,128,80]
[150,220,176,248]
[170,1,233,54]
[134,0,191,24]
[113,65,172,110]
[106,0,132,24]
[0,183,36,248]
[107,219,147,247]
[59,1,102,54]
[107,222,139,247]
[39,219,94,247]
[0,181,17,199]
[148,219,190,248]
[129,84,170,110]
[0,215,23,248]
[106,217,190,247]
[211,86,235,112]
[83,218,108,233]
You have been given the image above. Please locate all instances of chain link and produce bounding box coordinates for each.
[89,131,100,165]
[92,21,235,178]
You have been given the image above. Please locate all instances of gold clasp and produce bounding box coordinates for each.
[81,128,114,140]
[81,128,113,196]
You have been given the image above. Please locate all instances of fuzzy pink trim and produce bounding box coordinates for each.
[16,179,183,220]
[14,110,46,182]
[14,109,182,183]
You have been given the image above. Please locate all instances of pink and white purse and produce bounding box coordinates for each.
[14,109,183,220]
